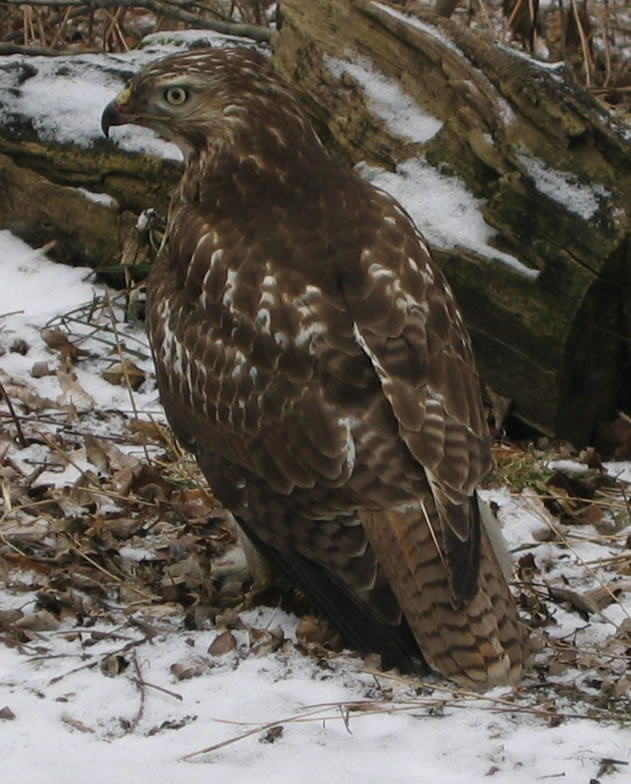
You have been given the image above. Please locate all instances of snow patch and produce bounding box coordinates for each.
[517,151,610,219]
[0,231,96,318]
[0,51,182,158]
[371,2,463,56]
[325,54,442,142]
[77,188,117,207]
[359,159,538,278]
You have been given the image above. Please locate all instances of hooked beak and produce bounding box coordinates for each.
[101,87,132,137]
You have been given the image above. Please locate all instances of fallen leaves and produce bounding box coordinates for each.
[1,294,631,760]
[101,359,146,390]
[0,706,16,721]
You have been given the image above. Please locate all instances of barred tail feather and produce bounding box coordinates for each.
[360,500,528,688]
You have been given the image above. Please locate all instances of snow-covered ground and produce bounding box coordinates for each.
[1,234,630,784]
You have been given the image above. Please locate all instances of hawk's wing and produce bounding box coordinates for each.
[103,45,527,686]
[148,198,427,671]
[335,186,493,601]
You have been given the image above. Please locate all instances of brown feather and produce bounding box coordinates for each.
[102,46,529,687]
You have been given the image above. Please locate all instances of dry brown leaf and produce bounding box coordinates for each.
[102,517,145,539]
[61,714,95,733]
[296,615,344,651]
[1,381,55,412]
[578,503,605,526]
[68,470,101,507]
[170,656,211,681]
[613,677,631,697]
[249,626,284,657]
[215,608,245,630]
[101,359,146,390]
[9,338,29,355]
[103,442,142,473]
[578,446,603,469]
[0,706,16,721]
[582,583,625,610]
[208,630,238,656]
[0,609,24,629]
[100,653,129,677]
[56,371,95,409]
[30,361,53,378]
[14,609,60,631]
[129,418,168,443]
[41,328,72,350]
[547,585,600,617]
[83,435,110,473]
[259,725,284,744]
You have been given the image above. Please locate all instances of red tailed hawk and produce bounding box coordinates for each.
[101,47,528,687]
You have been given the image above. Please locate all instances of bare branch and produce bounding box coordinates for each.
[0,0,276,43]
[0,42,100,55]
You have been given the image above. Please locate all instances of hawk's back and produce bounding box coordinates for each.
[103,47,529,686]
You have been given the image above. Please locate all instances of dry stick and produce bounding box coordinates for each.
[128,649,146,732]
[0,531,31,560]
[66,534,158,602]
[590,85,631,94]
[519,494,631,623]
[546,640,630,665]
[528,0,538,51]
[32,428,103,490]
[181,704,351,761]
[504,0,524,40]
[22,5,33,45]
[103,6,127,51]
[47,636,150,685]
[131,676,183,701]
[183,685,606,760]
[103,293,152,466]
[571,0,593,86]
[36,4,48,45]
[362,669,610,721]
[2,0,275,44]
[0,410,163,448]
[617,479,631,528]
[475,0,495,34]
[597,3,613,87]
[1,471,160,520]
[48,6,73,48]
[0,379,27,448]
[209,703,432,731]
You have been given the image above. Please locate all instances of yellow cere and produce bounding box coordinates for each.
[116,87,132,106]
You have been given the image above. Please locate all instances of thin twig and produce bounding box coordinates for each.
[0,379,27,448]
[1,0,276,44]
[128,649,146,731]
[47,636,149,685]
[103,292,152,465]
[131,676,183,701]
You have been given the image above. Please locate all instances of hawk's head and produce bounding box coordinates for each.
[101,47,304,157]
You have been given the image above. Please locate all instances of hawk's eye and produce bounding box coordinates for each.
[164,86,189,106]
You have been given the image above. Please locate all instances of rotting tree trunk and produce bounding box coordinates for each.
[434,0,460,18]
[0,5,630,444]
[0,120,179,272]
[271,0,631,444]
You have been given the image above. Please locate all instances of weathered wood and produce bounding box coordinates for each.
[0,120,178,270]
[272,0,631,443]
[0,9,629,443]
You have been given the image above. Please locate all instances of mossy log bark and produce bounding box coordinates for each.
[0,3,630,444]
[272,0,631,444]
[0,121,179,272]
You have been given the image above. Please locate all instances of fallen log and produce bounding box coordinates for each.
[0,12,629,443]
[271,0,631,444]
